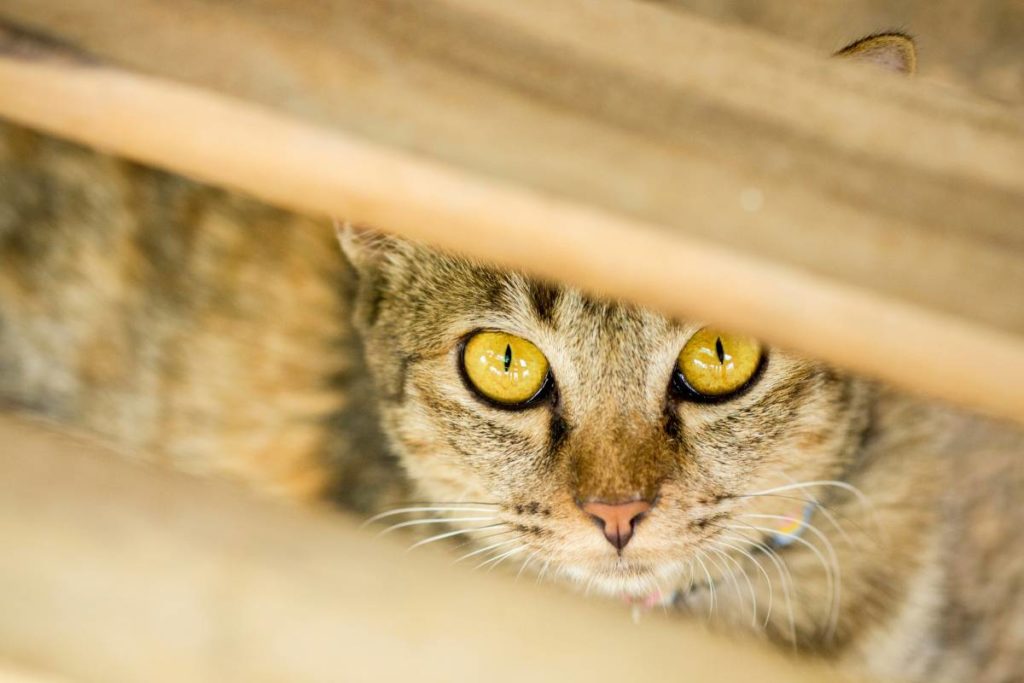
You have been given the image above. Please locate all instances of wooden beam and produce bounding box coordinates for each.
[0,414,845,683]
[2,0,1022,333]
[0,21,1022,423]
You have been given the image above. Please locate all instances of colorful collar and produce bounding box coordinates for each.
[768,501,815,548]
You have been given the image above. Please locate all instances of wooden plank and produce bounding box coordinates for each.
[0,664,72,683]
[2,0,1022,335]
[0,413,845,683]
[0,25,1022,423]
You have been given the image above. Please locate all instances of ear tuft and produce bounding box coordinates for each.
[834,32,917,75]
[334,219,410,275]
[335,219,384,270]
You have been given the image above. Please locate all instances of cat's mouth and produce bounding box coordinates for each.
[558,558,690,599]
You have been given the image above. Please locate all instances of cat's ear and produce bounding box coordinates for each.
[834,32,917,75]
[334,220,408,275]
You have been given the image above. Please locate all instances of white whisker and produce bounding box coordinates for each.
[456,537,521,563]
[739,513,842,641]
[377,516,496,536]
[693,551,716,619]
[708,544,758,628]
[722,530,797,648]
[774,473,856,547]
[537,559,552,584]
[705,546,748,625]
[738,522,835,643]
[453,528,516,549]
[406,523,506,551]
[477,545,526,571]
[712,537,773,628]
[364,506,499,527]
[516,551,539,581]
[732,491,860,546]
[744,480,873,518]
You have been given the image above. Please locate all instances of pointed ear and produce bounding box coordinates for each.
[834,32,917,75]
[333,219,409,274]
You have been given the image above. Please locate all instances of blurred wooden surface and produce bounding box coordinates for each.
[2,0,1022,335]
[0,413,846,683]
[0,664,71,683]
[1,13,1022,423]
[653,0,1024,106]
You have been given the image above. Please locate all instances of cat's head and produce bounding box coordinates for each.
[342,32,913,602]
[342,228,874,597]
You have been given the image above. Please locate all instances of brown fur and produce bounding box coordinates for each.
[1,33,1022,683]
[0,123,400,507]
[340,228,1022,682]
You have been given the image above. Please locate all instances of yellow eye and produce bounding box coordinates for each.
[677,327,763,398]
[463,331,550,405]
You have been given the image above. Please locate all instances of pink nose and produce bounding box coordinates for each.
[582,500,652,550]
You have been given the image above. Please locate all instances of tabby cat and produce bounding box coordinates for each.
[1,32,1021,682]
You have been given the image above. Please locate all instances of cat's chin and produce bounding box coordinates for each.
[557,560,687,599]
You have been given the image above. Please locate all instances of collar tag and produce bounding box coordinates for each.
[769,502,815,547]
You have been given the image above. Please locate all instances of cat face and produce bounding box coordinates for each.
[345,231,870,598]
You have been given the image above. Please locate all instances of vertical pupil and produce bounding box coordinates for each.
[715,337,725,364]
[503,344,512,372]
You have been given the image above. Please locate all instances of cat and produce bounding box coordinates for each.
[340,226,1023,683]
[1,31,1022,682]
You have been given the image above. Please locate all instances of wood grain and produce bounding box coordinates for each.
[0,414,845,683]
[0,35,1021,423]
[2,0,1022,333]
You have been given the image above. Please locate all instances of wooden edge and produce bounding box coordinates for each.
[0,663,73,683]
[0,413,854,683]
[0,52,1021,424]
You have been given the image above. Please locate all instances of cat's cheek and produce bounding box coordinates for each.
[383,403,481,495]
[395,434,492,504]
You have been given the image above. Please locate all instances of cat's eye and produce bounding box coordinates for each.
[462,331,550,406]
[675,327,763,400]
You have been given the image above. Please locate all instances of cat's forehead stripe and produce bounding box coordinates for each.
[526,280,562,325]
